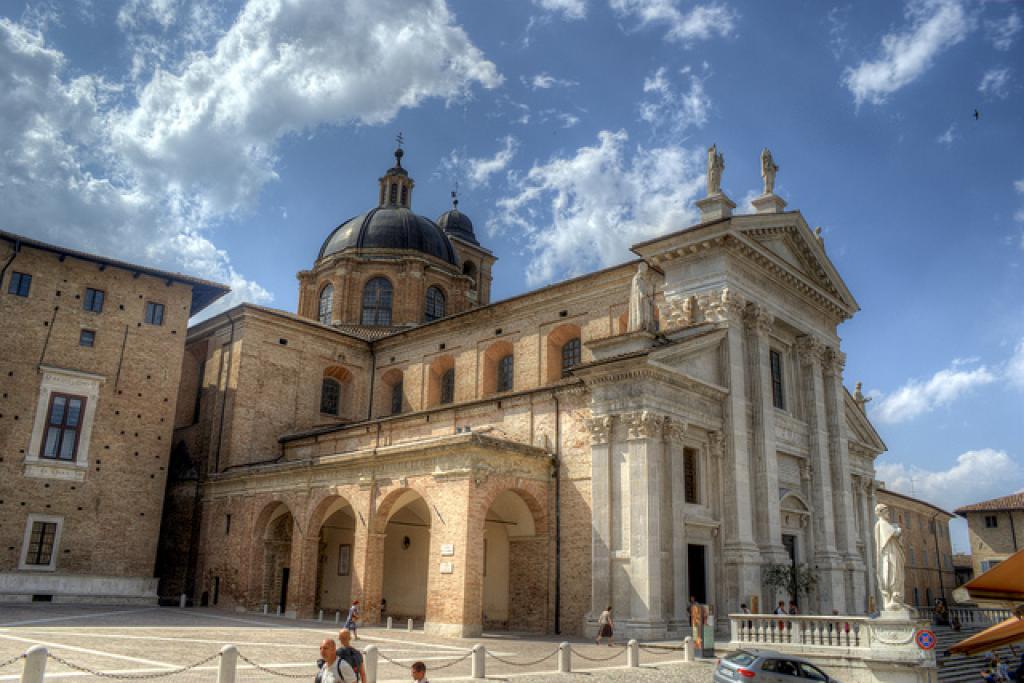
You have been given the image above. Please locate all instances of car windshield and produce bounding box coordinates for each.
[724,652,757,666]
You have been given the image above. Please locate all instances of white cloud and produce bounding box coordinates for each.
[532,0,587,20]
[488,129,704,286]
[1007,339,1024,389]
[978,67,1011,99]
[528,72,578,90]
[985,10,1021,51]
[610,0,736,43]
[117,0,180,30]
[936,123,955,145]
[827,5,851,60]
[467,137,519,188]
[842,0,971,106]
[640,66,710,134]
[870,360,997,424]
[0,0,500,319]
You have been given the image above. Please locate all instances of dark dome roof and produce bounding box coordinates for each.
[436,208,479,246]
[319,207,458,264]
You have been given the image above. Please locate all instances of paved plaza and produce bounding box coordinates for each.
[0,605,715,682]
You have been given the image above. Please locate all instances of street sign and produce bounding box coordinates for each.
[915,629,936,650]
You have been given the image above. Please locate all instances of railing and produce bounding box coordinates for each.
[915,606,1012,626]
[729,614,871,650]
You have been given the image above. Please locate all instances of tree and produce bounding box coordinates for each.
[764,563,818,605]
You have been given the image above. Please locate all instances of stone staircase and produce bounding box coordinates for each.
[935,624,1020,682]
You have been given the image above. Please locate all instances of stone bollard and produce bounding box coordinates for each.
[627,639,639,668]
[335,611,341,624]
[386,616,393,630]
[558,642,571,673]
[217,644,238,683]
[683,636,694,662]
[179,593,187,608]
[262,604,268,615]
[21,645,48,683]
[276,604,282,616]
[471,644,486,679]
[318,609,323,622]
[364,645,378,683]
[407,618,414,631]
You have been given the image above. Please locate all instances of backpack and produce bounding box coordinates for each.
[315,658,355,683]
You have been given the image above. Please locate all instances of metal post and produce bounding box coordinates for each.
[364,645,378,683]
[386,616,393,629]
[627,639,639,668]
[217,645,238,683]
[21,645,47,683]
[407,618,414,631]
[179,593,187,608]
[558,642,571,673]
[471,644,486,679]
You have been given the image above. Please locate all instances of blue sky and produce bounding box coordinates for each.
[1,0,1022,551]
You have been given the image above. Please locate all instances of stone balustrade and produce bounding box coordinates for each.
[915,606,1013,626]
[729,614,871,650]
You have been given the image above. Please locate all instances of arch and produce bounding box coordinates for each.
[249,501,296,613]
[309,494,357,614]
[463,261,478,289]
[481,341,514,396]
[321,366,353,418]
[361,277,394,326]
[545,323,583,383]
[375,488,432,623]
[378,367,404,416]
[424,285,446,322]
[426,355,456,407]
[318,283,334,325]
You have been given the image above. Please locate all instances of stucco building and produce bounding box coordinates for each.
[0,231,228,603]
[155,146,887,639]
[874,487,955,607]
[955,493,1024,578]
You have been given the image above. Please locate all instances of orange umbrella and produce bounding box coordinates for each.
[947,616,1024,656]
[957,547,1024,602]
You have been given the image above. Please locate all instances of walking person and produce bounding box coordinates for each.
[380,598,387,626]
[596,606,614,646]
[689,596,704,650]
[317,638,356,683]
[337,628,365,682]
[345,600,360,640]
[411,661,428,681]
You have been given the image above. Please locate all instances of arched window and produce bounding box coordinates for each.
[390,380,403,415]
[424,286,446,321]
[440,368,455,405]
[497,354,514,393]
[320,378,340,415]
[318,284,334,325]
[389,183,398,204]
[463,261,478,288]
[561,337,581,377]
[361,277,393,326]
[400,185,408,206]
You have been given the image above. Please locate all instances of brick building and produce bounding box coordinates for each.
[955,492,1024,578]
[0,231,228,603]
[874,487,955,607]
[158,147,888,638]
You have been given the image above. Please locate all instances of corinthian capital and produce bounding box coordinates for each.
[823,347,847,376]
[795,335,825,365]
[708,430,725,459]
[622,410,664,441]
[585,415,613,445]
[664,418,689,442]
[743,302,774,337]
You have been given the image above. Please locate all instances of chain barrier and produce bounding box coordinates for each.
[0,653,26,669]
[484,646,559,667]
[236,652,310,679]
[377,649,474,671]
[640,645,682,655]
[47,651,220,680]
[569,645,626,662]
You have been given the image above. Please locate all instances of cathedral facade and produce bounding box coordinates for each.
[158,147,886,639]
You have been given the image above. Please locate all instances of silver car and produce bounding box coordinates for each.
[714,649,838,683]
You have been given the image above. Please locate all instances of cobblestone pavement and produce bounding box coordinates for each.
[0,605,718,681]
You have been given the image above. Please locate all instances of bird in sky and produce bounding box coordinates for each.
[974,109,980,120]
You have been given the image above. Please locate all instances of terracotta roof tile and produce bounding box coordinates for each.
[954,492,1024,515]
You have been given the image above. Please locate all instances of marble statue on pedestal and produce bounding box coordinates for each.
[706,145,725,195]
[628,262,656,333]
[760,148,778,195]
[874,503,906,612]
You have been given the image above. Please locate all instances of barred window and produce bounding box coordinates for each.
[985,515,998,528]
[497,354,514,393]
[561,337,581,377]
[83,288,104,313]
[390,380,403,415]
[321,378,340,416]
[770,349,785,409]
[8,271,31,297]
[318,284,334,325]
[361,278,393,326]
[79,330,95,347]
[440,368,455,405]
[424,286,446,321]
[683,447,699,504]
[145,302,164,325]
[41,393,86,461]
[25,521,58,566]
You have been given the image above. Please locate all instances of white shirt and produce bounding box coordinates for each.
[320,658,356,683]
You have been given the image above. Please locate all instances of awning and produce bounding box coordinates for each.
[959,547,1024,602]
[948,616,1024,656]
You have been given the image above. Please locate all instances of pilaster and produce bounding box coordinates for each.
[666,420,689,622]
[587,415,613,621]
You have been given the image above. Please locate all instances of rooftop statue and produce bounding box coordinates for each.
[761,148,778,195]
[874,503,906,612]
[706,144,725,195]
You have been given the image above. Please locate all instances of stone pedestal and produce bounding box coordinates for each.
[751,193,787,214]
[695,193,736,222]
[864,610,936,683]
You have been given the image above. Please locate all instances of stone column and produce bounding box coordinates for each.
[667,420,690,622]
[719,291,762,617]
[623,410,667,638]
[823,347,866,613]
[865,480,880,613]
[587,415,614,626]
[857,476,878,612]
[744,303,788,566]
[795,335,846,613]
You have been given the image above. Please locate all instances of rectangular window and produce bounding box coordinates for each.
[192,360,206,425]
[683,447,699,504]
[40,393,86,461]
[985,515,998,528]
[145,302,165,325]
[769,349,785,409]
[908,547,916,565]
[25,521,58,566]
[225,514,231,535]
[498,355,514,393]
[8,271,31,297]
[83,288,104,313]
[390,381,403,415]
[79,330,95,347]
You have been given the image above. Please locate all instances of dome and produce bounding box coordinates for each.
[319,207,458,264]
[437,207,479,246]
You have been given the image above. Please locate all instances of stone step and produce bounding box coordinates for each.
[932,625,1019,683]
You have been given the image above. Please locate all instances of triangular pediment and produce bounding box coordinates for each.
[845,390,886,454]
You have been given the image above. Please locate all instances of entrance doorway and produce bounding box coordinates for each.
[783,534,797,568]
[280,567,289,612]
[687,544,707,603]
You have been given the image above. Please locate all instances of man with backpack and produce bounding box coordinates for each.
[337,628,366,682]
[316,638,356,683]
